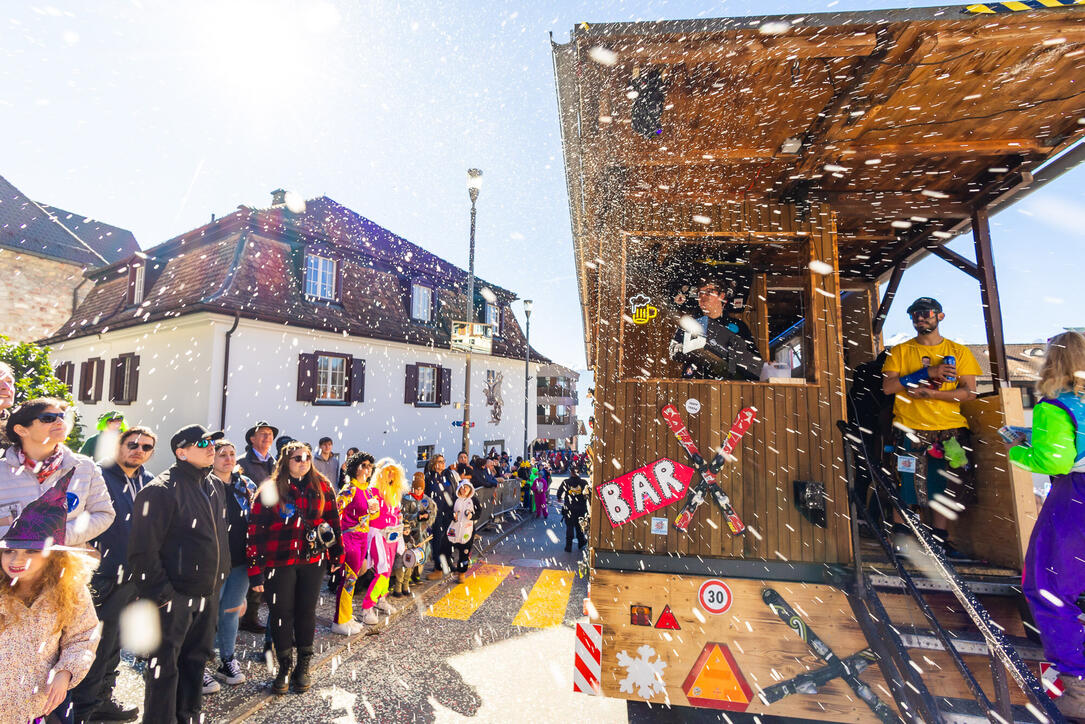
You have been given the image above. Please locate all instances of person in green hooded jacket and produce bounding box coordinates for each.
[79,411,127,461]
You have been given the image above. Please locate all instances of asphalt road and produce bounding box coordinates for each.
[245,507,628,724]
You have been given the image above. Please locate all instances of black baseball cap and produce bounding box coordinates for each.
[171,424,224,452]
[906,297,942,314]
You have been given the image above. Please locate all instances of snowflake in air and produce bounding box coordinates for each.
[617,645,667,699]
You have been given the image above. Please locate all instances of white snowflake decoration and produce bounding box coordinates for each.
[617,645,667,698]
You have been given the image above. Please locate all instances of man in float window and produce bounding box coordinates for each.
[881,297,981,558]
[669,276,762,381]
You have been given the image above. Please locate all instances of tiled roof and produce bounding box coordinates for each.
[45,198,548,364]
[965,343,1046,381]
[0,174,137,268]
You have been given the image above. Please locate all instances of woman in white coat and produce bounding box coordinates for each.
[0,398,114,544]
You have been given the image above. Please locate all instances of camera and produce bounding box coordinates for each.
[304,521,337,557]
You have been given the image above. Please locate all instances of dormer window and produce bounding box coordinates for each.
[305,253,337,301]
[411,282,433,323]
[484,302,500,334]
[126,262,146,306]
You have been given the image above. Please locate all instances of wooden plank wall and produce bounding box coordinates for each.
[592,570,899,722]
[840,283,879,369]
[952,389,1038,569]
[589,202,852,565]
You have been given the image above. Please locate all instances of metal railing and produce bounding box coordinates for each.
[474,478,523,530]
[838,419,1062,724]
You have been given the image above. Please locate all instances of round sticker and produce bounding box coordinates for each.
[65,492,79,513]
[685,398,702,415]
[698,579,733,615]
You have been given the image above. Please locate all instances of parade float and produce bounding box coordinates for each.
[553,3,1085,721]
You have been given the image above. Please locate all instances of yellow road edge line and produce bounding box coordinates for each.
[512,569,575,628]
[425,563,514,620]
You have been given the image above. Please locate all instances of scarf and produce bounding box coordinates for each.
[410,490,424,501]
[227,473,257,515]
[18,446,64,486]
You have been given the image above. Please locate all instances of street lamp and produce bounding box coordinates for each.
[461,169,482,455]
[523,299,533,461]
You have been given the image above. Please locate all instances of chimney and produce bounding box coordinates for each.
[270,188,287,207]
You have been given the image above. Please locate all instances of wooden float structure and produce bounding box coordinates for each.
[553,3,1085,721]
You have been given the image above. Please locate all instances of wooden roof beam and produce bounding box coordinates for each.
[935,23,1085,52]
[836,138,1052,158]
[620,32,877,65]
[813,191,973,219]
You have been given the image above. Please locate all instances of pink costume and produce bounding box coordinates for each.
[362,496,403,610]
[533,477,548,519]
[335,478,377,625]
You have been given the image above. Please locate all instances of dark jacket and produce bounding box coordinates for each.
[238,447,275,485]
[214,471,256,569]
[558,474,590,518]
[90,462,154,596]
[425,467,458,524]
[127,460,231,602]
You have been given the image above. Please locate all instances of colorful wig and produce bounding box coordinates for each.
[371,457,408,509]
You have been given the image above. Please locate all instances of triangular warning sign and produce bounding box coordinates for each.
[681,643,753,712]
[654,604,681,630]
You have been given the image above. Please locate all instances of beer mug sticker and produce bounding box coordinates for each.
[698,579,734,615]
[628,293,659,325]
[684,398,701,415]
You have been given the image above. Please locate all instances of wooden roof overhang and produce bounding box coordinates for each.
[553,3,1085,360]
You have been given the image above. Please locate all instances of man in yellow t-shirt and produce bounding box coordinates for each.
[882,297,980,557]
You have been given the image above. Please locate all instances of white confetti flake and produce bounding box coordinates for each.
[120,599,161,656]
[808,260,833,275]
[588,46,618,66]
[758,21,790,35]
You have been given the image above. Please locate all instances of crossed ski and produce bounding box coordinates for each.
[762,588,901,724]
[661,404,756,535]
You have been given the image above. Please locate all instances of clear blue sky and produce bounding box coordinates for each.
[4,0,1083,379]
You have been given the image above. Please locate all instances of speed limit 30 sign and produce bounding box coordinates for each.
[698,579,733,615]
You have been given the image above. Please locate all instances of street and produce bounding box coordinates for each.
[245,506,627,724]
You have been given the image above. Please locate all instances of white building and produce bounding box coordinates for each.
[41,191,545,472]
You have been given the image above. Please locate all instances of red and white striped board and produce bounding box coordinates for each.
[573,622,602,695]
[1041,662,1065,699]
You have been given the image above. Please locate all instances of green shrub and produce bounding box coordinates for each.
[0,336,84,449]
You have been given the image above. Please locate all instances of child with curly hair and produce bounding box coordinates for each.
[0,469,100,724]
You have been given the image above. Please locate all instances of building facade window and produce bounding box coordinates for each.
[404,363,451,407]
[315,353,349,404]
[484,302,500,333]
[416,444,434,469]
[417,364,438,405]
[126,263,146,306]
[297,352,365,404]
[108,353,140,405]
[55,362,75,393]
[305,254,337,300]
[411,283,433,322]
[79,357,105,404]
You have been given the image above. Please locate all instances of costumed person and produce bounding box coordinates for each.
[78,410,127,462]
[246,441,343,695]
[669,276,762,381]
[393,472,432,596]
[557,471,589,552]
[332,452,377,636]
[447,480,478,582]
[531,467,548,519]
[0,474,100,724]
[881,297,981,557]
[359,458,407,626]
[1011,331,1085,719]
[517,460,533,510]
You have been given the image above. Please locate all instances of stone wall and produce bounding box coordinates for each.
[0,249,89,342]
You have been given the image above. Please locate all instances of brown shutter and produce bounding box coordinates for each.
[126,265,138,305]
[127,355,140,403]
[349,357,365,404]
[92,358,104,403]
[404,363,418,404]
[297,353,317,402]
[109,357,122,403]
[78,361,90,401]
[335,259,344,303]
[440,366,452,405]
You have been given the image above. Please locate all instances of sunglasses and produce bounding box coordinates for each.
[35,412,66,424]
[291,454,312,463]
[189,439,212,449]
[126,441,155,452]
